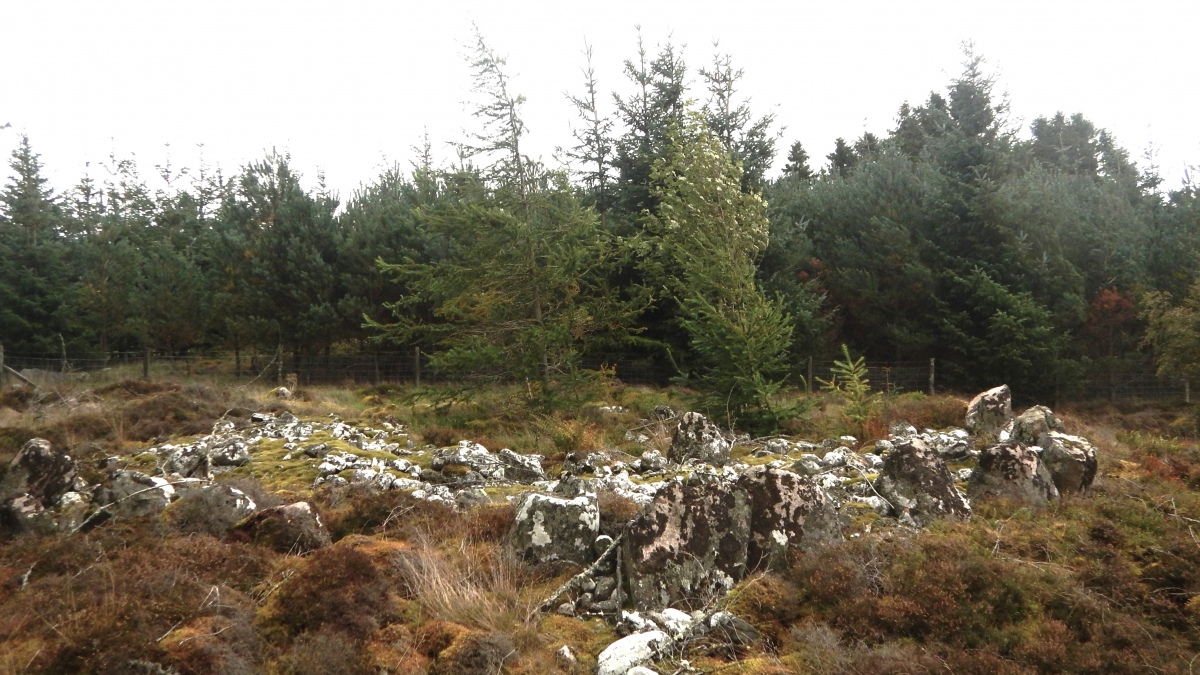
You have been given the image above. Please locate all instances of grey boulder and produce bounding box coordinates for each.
[509,490,600,565]
[1038,432,1098,494]
[970,442,1059,504]
[873,438,971,526]
[965,385,1012,436]
[667,412,731,465]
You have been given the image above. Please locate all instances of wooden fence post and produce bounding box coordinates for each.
[414,346,421,387]
[143,346,150,380]
[0,342,5,386]
[806,356,813,395]
[929,358,936,396]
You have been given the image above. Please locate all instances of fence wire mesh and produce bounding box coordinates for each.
[0,351,1190,404]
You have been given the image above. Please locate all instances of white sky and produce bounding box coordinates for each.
[2,0,1197,202]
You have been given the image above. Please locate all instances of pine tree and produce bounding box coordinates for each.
[782,140,813,180]
[0,135,69,353]
[646,112,793,428]
[699,50,777,192]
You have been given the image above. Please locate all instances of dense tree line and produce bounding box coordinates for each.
[2,37,1197,415]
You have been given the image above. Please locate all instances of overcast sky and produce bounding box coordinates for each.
[3,0,1197,202]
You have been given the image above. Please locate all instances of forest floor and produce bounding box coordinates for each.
[0,376,1198,674]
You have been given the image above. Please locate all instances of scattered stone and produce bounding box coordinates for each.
[649,405,677,421]
[556,645,577,665]
[431,441,507,480]
[631,450,668,474]
[94,470,176,518]
[965,384,1012,435]
[1038,432,1098,494]
[708,611,762,646]
[498,448,545,481]
[596,630,668,675]
[509,490,600,565]
[970,442,1059,504]
[667,412,731,465]
[209,438,251,467]
[274,386,292,400]
[230,501,329,553]
[302,442,330,458]
[873,438,970,527]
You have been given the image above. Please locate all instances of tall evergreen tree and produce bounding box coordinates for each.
[0,135,69,354]
[699,50,777,192]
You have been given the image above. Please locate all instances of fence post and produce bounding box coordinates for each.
[414,346,421,387]
[276,346,283,385]
[0,342,5,386]
[929,358,936,396]
[806,356,813,395]
[143,346,150,380]
[1186,380,1191,405]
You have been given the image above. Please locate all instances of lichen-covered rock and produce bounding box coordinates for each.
[667,412,731,465]
[965,385,1012,435]
[1038,432,1098,494]
[969,442,1059,504]
[497,448,544,481]
[2,493,53,532]
[873,438,970,526]
[596,630,669,675]
[509,490,600,565]
[1010,405,1065,445]
[230,501,330,553]
[209,437,251,467]
[431,441,506,480]
[624,476,751,610]
[736,466,842,570]
[94,470,176,518]
[3,438,78,507]
[631,450,668,474]
[162,444,207,477]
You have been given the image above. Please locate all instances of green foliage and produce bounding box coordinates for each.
[817,344,880,428]
[1141,280,1200,384]
[645,113,793,429]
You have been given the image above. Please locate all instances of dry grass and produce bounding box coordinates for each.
[392,534,545,637]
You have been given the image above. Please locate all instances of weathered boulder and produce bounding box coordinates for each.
[735,466,842,570]
[165,483,259,535]
[596,630,668,675]
[498,448,544,481]
[1010,405,1065,445]
[1038,432,1098,494]
[563,450,612,476]
[162,444,207,477]
[667,413,731,465]
[3,438,78,506]
[230,501,330,553]
[965,385,1012,436]
[631,450,668,474]
[650,405,678,421]
[94,470,176,518]
[209,437,251,467]
[431,441,506,480]
[969,442,1059,504]
[2,494,53,532]
[873,438,971,526]
[624,476,751,610]
[509,490,600,565]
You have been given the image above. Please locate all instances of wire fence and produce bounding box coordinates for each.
[0,349,1192,404]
